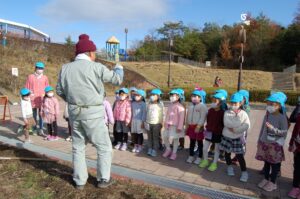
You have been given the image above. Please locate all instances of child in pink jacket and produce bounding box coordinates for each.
[113,88,132,151]
[25,62,49,136]
[162,88,185,160]
[40,86,60,141]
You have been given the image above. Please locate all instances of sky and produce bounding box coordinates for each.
[0,0,299,49]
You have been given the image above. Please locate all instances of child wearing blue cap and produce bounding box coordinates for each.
[146,88,164,157]
[113,88,132,151]
[25,62,49,136]
[40,86,60,141]
[255,92,289,192]
[131,89,147,153]
[186,89,208,165]
[200,91,227,171]
[219,93,250,182]
[162,89,185,160]
[19,88,36,143]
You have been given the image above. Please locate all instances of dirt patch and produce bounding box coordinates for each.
[0,144,188,199]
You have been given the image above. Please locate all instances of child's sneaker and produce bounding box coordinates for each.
[38,129,46,137]
[120,143,127,151]
[193,157,201,165]
[186,156,194,164]
[136,145,142,153]
[44,135,52,140]
[208,163,218,172]
[24,139,33,144]
[263,181,277,192]
[199,159,209,168]
[227,166,235,176]
[150,149,157,157]
[51,136,59,141]
[132,146,137,153]
[65,136,72,142]
[114,142,121,150]
[147,148,152,156]
[240,171,249,182]
[258,179,269,189]
[288,187,300,198]
[17,126,24,135]
[169,153,177,160]
[162,149,172,158]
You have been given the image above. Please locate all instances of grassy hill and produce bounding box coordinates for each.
[121,61,273,90]
[0,37,278,103]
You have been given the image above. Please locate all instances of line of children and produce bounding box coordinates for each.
[186,88,207,165]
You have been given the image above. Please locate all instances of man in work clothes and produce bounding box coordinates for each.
[56,34,123,189]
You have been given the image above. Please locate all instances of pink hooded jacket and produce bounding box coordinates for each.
[113,99,131,125]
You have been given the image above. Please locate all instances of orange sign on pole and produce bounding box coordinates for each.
[0,96,11,121]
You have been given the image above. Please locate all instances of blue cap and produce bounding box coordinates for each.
[150,88,162,96]
[212,92,226,101]
[119,87,129,94]
[230,92,244,103]
[129,87,137,92]
[170,88,185,101]
[169,89,181,95]
[192,89,206,104]
[275,91,287,103]
[266,92,286,113]
[215,89,228,98]
[238,89,250,105]
[136,89,146,98]
[44,86,54,93]
[20,88,30,96]
[35,62,45,68]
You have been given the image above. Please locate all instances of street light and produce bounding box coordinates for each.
[237,25,246,91]
[125,28,128,61]
[167,37,173,88]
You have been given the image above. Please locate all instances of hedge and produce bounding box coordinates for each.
[146,87,299,106]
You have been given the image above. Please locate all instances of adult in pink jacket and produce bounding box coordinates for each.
[25,62,49,136]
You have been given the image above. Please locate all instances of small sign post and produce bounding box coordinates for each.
[0,96,11,121]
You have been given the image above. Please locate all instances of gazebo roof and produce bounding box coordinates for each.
[106,36,120,44]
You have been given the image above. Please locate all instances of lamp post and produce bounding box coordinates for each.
[125,28,128,61]
[237,25,246,91]
[167,37,173,88]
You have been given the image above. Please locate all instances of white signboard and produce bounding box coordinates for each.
[12,68,18,77]
[205,61,211,67]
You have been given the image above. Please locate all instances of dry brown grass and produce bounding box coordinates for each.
[122,61,273,90]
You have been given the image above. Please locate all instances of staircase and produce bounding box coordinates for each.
[272,72,295,91]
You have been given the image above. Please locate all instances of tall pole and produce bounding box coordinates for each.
[167,37,173,88]
[125,28,128,61]
[237,25,246,91]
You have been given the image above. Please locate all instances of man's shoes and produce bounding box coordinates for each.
[97,178,115,188]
